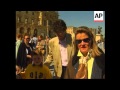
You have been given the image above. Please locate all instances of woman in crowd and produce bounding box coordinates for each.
[65,26,105,79]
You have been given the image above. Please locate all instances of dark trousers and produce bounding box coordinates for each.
[60,66,67,79]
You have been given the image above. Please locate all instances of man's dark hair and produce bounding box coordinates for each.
[52,19,67,32]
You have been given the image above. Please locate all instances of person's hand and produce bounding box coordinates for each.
[16,65,21,75]
[27,55,31,58]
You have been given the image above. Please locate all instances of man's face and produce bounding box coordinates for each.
[24,36,30,44]
[55,30,66,40]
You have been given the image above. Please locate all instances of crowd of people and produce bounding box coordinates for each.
[16,19,105,79]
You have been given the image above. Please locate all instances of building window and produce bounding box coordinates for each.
[18,17,21,23]
[34,29,37,36]
[38,20,40,25]
[44,13,46,17]
[32,19,34,25]
[44,20,46,26]
[49,20,52,25]
[40,12,42,17]
[25,18,28,24]
[32,12,34,15]
[18,17,20,23]
[47,20,49,26]
[27,28,31,35]
[19,27,24,34]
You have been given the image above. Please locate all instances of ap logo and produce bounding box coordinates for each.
[94,11,104,22]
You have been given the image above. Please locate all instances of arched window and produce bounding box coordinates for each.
[18,17,19,23]
[27,28,31,35]
[38,20,40,25]
[25,18,28,24]
[34,29,37,36]
[19,27,24,34]
[18,17,21,23]
[32,19,34,25]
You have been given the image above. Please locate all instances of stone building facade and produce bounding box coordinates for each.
[66,26,78,38]
[66,26,97,39]
[16,11,59,38]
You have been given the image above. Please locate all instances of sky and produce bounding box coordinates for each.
[58,11,105,37]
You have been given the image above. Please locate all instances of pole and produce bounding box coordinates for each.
[45,20,49,61]
[47,20,49,37]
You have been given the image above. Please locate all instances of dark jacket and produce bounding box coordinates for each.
[16,42,33,69]
[65,48,105,79]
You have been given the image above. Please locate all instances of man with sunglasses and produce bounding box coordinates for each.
[44,19,75,79]
[16,33,33,72]
[65,26,105,79]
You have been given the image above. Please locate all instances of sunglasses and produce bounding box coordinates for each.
[76,38,90,44]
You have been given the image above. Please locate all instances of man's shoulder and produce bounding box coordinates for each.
[49,37,58,42]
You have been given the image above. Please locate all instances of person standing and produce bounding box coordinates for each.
[16,33,23,59]
[36,35,46,62]
[32,34,38,49]
[16,33,33,71]
[65,26,105,79]
[25,49,52,79]
[44,19,75,79]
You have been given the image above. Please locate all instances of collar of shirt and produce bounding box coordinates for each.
[59,37,66,45]
[77,50,92,57]
[77,50,92,63]
[77,50,94,79]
